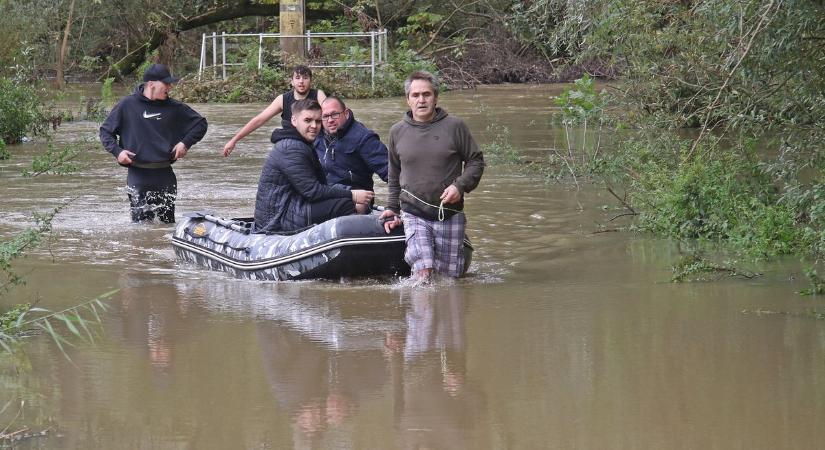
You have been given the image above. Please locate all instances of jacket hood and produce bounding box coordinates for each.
[271,126,311,144]
[403,107,448,127]
[133,83,171,105]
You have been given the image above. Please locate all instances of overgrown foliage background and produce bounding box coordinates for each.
[585,0,825,258]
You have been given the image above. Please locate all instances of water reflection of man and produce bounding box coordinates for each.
[380,71,485,281]
[257,323,389,448]
[392,287,491,448]
[115,272,190,372]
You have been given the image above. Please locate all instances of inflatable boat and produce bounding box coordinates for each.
[171,211,473,280]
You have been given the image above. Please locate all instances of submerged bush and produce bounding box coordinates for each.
[575,0,825,260]
[607,133,822,257]
[175,45,437,103]
[174,66,289,103]
[0,78,46,144]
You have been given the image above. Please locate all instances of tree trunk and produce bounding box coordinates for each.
[55,0,76,88]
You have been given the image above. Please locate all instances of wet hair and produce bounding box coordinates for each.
[292,65,313,79]
[404,71,439,97]
[322,95,347,111]
[291,98,321,116]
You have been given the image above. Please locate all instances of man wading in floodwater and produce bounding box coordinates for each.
[380,71,484,281]
[100,63,208,223]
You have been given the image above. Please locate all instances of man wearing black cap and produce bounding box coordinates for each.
[100,63,208,223]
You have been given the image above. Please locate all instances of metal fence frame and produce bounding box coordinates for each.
[198,30,389,89]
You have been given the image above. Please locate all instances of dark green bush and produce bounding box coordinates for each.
[0,78,46,144]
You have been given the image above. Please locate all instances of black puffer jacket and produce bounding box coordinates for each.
[253,128,351,233]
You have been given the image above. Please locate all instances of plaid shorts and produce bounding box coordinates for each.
[401,212,467,277]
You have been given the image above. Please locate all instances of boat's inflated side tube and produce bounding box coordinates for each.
[172,212,414,280]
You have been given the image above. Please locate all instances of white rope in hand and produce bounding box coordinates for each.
[401,189,463,222]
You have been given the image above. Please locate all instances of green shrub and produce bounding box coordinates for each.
[482,123,522,166]
[0,77,46,144]
[613,134,819,257]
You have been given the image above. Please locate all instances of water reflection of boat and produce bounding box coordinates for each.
[188,280,407,351]
[171,211,473,281]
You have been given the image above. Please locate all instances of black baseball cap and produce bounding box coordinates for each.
[143,64,180,83]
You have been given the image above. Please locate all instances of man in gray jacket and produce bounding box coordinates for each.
[380,71,484,280]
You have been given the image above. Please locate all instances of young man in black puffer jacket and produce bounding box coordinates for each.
[253,99,374,233]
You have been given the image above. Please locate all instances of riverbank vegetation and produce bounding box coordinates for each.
[486,0,823,285]
[0,1,580,87]
[0,203,113,354]
[590,0,825,264]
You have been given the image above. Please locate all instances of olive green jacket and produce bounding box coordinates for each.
[387,108,484,220]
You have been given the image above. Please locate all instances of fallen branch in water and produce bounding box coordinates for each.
[606,185,636,215]
[741,309,825,321]
[591,228,622,234]
[608,212,638,222]
[0,427,52,443]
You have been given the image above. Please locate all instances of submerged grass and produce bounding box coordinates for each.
[800,268,825,296]
[0,290,116,357]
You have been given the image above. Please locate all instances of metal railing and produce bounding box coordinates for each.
[198,29,389,89]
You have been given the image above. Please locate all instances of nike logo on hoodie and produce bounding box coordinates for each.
[143,111,162,120]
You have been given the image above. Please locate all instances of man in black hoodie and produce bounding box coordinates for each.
[100,64,208,223]
[253,99,373,233]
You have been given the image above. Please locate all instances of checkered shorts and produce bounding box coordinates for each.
[401,212,466,277]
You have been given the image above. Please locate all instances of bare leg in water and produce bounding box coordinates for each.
[417,268,433,282]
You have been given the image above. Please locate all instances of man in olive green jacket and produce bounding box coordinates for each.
[380,71,484,280]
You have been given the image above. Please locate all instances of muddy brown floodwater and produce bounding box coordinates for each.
[0,84,823,449]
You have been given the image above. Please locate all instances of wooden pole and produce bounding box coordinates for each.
[280,0,305,58]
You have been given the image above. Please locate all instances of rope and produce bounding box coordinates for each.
[401,189,463,222]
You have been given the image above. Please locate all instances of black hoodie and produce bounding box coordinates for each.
[100,84,207,166]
